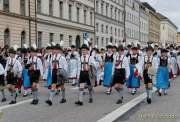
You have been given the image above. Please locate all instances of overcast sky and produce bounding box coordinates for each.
[140,0,180,31]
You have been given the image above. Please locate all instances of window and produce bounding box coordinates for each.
[101,24,104,33]
[106,4,108,16]
[20,0,25,15]
[3,0,9,12]
[69,4,72,20]
[111,26,113,34]
[90,12,93,26]
[96,37,99,46]
[110,6,113,18]
[49,33,53,43]
[21,31,26,47]
[59,1,63,18]
[4,28,10,46]
[60,34,63,41]
[38,31,42,48]
[69,35,72,46]
[101,37,104,46]
[106,25,108,34]
[77,7,80,22]
[101,3,103,14]
[96,23,99,32]
[37,0,41,13]
[115,9,117,20]
[96,1,98,13]
[115,28,117,36]
[84,10,87,24]
[106,38,108,45]
[49,0,53,16]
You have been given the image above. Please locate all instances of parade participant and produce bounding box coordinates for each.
[27,45,43,105]
[156,49,170,96]
[177,46,180,75]
[75,44,96,106]
[126,44,132,57]
[5,47,22,104]
[103,43,115,95]
[91,48,103,86]
[67,45,81,86]
[126,44,143,95]
[21,47,31,97]
[0,62,6,102]
[45,44,68,106]
[143,46,154,104]
[112,45,130,104]
[169,45,177,79]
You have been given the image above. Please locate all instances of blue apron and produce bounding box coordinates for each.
[156,66,169,89]
[126,64,140,88]
[47,63,52,86]
[103,62,113,87]
[22,68,30,88]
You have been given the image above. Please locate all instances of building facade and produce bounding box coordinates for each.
[143,2,160,45]
[37,0,95,48]
[157,13,177,47]
[95,0,125,48]
[0,0,36,47]
[139,3,149,47]
[177,32,180,45]
[125,0,140,45]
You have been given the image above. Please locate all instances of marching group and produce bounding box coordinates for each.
[0,42,180,106]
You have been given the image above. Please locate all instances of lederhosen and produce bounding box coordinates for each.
[28,57,40,85]
[113,55,126,84]
[160,57,168,67]
[130,54,139,65]
[52,55,59,85]
[143,56,153,84]
[79,56,91,86]
[6,60,18,85]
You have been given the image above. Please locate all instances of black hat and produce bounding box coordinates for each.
[55,44,63,50]
[71,45,76,49]
[127,44,132,48]
[161,49,169,53]
[106,45,113,49]
[118,45,124,51]
[8,47,16,54]
[146,46,154,52]
[21,48,28,54]
[80,44,89,50]
[29,47,37,52]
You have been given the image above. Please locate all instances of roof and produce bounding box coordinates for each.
[142,2,156,12]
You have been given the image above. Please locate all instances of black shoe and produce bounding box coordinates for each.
[60,99,66,104]
[45,100,52,106]
[158,92,162,96]
[72,83,77,86]
[116,99,123,104]
[1,98,6,102]
[30,99,35,104]
[9,101,16,104]
[147,98,151,104]
[33,99,39,105]
[89,98,93,103]
[23,93,28,97]
[75,101,83,106]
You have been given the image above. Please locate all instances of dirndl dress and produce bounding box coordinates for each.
[22,68,30,89]
[47,63,52,86]
[103,62,113,87]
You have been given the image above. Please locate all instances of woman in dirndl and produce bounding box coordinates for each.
[156,49,170,96]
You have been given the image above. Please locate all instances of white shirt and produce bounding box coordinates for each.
[53,54,68,72]
[80,54,96,71]
[27,56,43,77]
[0,63,5,75]
[5,57,23,76]
[112,54,130,79]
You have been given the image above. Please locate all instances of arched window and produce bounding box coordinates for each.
[3,0,9,12]
[21,31,26,47]
[4,28,10,46]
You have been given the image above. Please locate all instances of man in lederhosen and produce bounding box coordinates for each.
[75,44,96,106]
[143,46,155,104]
[0,61,6,102]
[27,46,43,105]
[5,47,22,104]
[45,44,68,106]
[112,45,130,104]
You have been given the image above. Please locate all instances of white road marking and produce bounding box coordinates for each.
[97,87,157,122]
[0,99,33,111]
[71,87,79,90]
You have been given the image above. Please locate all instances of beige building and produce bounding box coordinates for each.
[37,0,95,48]
[143,2,161,45]
[95,0,124,48]
[0,0,36,47]
[177,32,180,45]
[157,13,177,47]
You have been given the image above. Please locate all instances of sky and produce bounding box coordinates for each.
[140,0,180,31]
